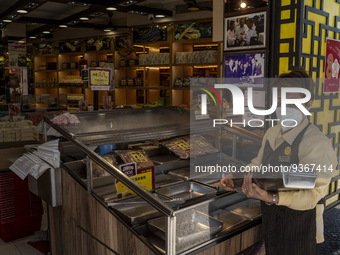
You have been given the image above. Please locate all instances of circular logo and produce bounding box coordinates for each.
[284,146,291,155]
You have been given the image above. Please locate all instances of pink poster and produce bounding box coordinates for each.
[324,38,340,93]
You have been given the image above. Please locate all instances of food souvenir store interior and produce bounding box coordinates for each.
[0,0,339,254]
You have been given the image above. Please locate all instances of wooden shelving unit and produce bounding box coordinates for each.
[34,21,222,110]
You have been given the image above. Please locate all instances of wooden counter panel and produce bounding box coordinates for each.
[49,169,262,255]
[60,170,156,255]
[197,224,262,255]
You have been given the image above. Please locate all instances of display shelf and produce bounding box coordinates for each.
[144,87,171,90]
[116,86,145,89]
[58,69,80,72]
[173,63,219,66]
[58,52,83,56]
[35,70,58,73]
[33,23,221,109]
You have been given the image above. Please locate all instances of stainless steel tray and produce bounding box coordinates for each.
[148,210,223,246]
[224,199,261,220]
[209,192,248,212]
[167,167,190,180]
[210,209,249,233]
[155,174,184,188]
[109,194,171,225]
[155,181,216,203]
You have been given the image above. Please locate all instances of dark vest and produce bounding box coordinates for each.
[260,124,317,255]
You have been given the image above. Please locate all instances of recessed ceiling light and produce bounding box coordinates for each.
[25,2,38,8]
[29,36,37,39]
[155,14,165,18]
[8,14,17,19]
[3,20,12,23]
[80,17,89,20]
[17,10,28,14]
[106,7,117,11]
[68,1,91,7]
[59,24,68,28]
[119,0,138,7]
[240,2,247,8]
[42,31,50,34]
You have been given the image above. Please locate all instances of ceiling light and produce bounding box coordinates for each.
[17,10,28,14]
[240,2,247,8]
[68,1,91,7]
[3,20,12,23]
[187,5,200,11]
[59,24,68,28]
[18,40,26,44]
[106,7,117,11]
[25,2,38,9]
[119,0,138,7]
[155,14,165,18]
[104,28,112,32]
[42,31,50,34]
[80,17,89,20]
[8,14,17,19]
[29,36,37,39]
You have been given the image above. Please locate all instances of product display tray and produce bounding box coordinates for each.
[155,181,216,204]
[224,199,261,220]
[109,194,171,226]
[148,210,223,253]
[154,174,184,188]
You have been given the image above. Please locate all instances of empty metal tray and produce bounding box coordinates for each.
[155,174,184,188]
[148,210,223,244]
[109,194,170,225]
[167,167,190,180]
[224,199,261,220]
[210,209,249,233]
[155,181,216,203]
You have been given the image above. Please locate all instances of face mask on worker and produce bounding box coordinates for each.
[275,107,304,132]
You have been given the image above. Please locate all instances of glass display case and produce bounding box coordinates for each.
[43,106,263,255]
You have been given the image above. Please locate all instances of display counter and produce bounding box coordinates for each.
[44,107,263,255]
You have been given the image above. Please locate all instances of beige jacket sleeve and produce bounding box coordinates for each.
[277,136,339,210]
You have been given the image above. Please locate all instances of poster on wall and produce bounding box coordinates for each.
[324,38,340,93]
[223,52,265,87]
[175,22,212,40]
[224,11,266,51]
[8,43,26,68]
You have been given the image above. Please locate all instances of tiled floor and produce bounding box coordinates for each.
[0,235,44,255]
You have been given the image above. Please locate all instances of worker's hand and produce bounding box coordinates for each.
[220,175,235,191]
[242,173,272,203]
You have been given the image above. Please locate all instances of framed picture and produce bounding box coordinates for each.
[223,51,266,87]
[115,35,133,51]
[59,40,81,53]
[175,21,212,41]
[133,26,167,43]
[224,11,266,51]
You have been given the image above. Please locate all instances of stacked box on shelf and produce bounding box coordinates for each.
[0,121,38,142]
[175,50,218,64]
[139,53,170,65]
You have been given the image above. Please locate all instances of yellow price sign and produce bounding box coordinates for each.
[89,68,113,90]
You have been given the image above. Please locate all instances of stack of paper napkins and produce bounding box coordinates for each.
[10,139,60,180]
